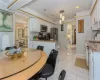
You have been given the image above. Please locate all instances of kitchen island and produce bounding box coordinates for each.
[29,40,57,56]
[0,49,47,80]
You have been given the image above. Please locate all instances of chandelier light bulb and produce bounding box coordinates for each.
[62,16,65,21]
[59,20,62,24]
[60,13,63,18]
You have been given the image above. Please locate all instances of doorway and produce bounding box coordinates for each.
[74,29,76,44]
[15,14,28,48]
[72,25,76,45]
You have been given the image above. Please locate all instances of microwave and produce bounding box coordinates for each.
[40,25,47,32]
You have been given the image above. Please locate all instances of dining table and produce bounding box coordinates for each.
[0,48,47,80]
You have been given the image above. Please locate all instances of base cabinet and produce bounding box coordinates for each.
[29,41,56,56]
[89,49,100,80]
[89,50,94,80]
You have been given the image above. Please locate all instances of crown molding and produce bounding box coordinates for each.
[75,15,90,18]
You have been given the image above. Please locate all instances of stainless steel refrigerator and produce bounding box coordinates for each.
[50,28,58,40]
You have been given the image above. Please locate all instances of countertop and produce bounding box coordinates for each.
[0,49,47,80]
[86,40,100,52]
[32,40,56,43]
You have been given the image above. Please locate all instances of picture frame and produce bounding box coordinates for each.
[78,20,84,33]
[0,9,13,32]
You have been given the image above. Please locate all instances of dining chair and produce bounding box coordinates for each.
[38,49,58,80]
[37,46,44,51]
[58,70,66,80]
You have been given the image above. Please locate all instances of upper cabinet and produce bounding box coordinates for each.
[91,0,100,30]
[29,18,40,32]
[29,18,53,32]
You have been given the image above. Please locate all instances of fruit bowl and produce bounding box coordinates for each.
[5,48,25,59]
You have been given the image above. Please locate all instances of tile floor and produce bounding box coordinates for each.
[46,45,89,80]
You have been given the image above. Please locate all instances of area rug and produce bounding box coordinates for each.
[75,58,89,70]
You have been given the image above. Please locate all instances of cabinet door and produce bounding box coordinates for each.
[89,50,94,80]
[29,18,34,32]
[34,18,40,32]
[29,18,40,32]
[85,45,89,66]
[93,53,100,80]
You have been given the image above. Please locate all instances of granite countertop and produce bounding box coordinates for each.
[32,40,56,42]
[86,40,100,52]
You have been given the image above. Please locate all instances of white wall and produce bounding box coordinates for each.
[0,3,15,51]
[76,11,92,55]
[58,24,68,49]
[67,24,73,45]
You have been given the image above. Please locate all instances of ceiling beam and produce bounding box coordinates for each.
[7,0,18,9]
[7,0,33,11]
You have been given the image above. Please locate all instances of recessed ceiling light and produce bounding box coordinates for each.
[76,6,80,9]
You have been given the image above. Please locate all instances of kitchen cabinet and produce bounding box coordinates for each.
[29,18,40,32]
[89,50,94,80]
[29,41,56,56]
[91,0,100,30]
[85,44,89,66]
[88,48,100,80]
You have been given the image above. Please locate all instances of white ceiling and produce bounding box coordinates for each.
[26,0,93,21]
[0,0,14,6]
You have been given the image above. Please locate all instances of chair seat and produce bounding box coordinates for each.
[40,64,54,78]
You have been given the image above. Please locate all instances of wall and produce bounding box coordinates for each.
[0,3,15,51]
[67,24,73,45]
[76,11,92,56]
[58,24,68,49]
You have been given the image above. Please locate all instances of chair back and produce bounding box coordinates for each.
[37,46,44,51]
[58,70,66,80]
[47,49,58,69]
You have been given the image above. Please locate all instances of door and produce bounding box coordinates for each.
[74,29,76,44]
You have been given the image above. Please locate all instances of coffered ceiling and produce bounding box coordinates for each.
[25,0,93,21]
[0,0,93,21]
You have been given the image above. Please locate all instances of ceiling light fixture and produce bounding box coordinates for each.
[59,10,65,25]
[62,16,65,21]
[76,6,80,9]
[60,13,63,18]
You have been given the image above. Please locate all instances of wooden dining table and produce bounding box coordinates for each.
[0,49,47,80]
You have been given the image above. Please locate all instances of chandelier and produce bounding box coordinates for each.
[59,10,65,24]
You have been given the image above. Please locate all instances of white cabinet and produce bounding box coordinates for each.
[93,52,100,80]
[85,44,89,66]
[91,0,100,30]
[89,49,100,80]
[89,50,94,80]
[29,18,40,32]
[29,41,56,56]
[29,18,53,32]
